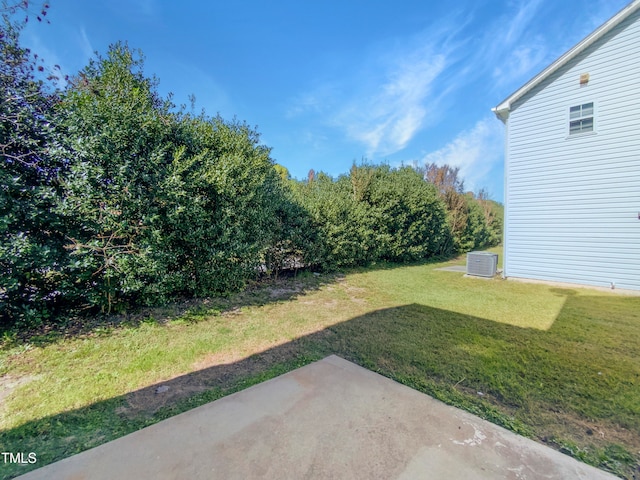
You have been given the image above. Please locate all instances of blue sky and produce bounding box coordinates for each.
[21,0,630,201]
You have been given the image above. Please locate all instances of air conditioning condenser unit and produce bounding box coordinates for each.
[466,251,498,277]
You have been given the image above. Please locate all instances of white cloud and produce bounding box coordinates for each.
[503,0,544,46]
[489,0,627,93]
[285,19,464,158]
[333,44,450,157]
[492,40,547,86]
[22,31,68,88]
[285,2,551,159]
[421,117,504,192]
[285,84,339,118]
[300,130,330,151]
[283,1,584,169]
[22,24,97,88]
[78,27,95,62]
[484,1,550,87]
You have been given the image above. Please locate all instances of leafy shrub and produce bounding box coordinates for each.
[56,44,295,311]
[149,114,286,297]
[55,43,175,312]
[1,19,503,331]
[421,163,502,253]
[0,17,72,328]
[291,165,453,269]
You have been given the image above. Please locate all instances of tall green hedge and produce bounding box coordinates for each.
[1,35,503,331]
[0,17,71,327]
[290,165,454,269]
[56,44,290,313]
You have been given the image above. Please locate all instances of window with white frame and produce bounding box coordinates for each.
[569,102,594,135]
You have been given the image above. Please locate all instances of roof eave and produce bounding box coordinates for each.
[491,106,509,123]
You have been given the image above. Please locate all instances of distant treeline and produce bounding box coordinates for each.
[1,19,502,329]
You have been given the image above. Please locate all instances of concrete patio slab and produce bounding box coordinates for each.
[434,265,468,272]
[16,355,616,480]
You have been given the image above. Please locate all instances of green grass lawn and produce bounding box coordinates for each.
[1,247,639,479]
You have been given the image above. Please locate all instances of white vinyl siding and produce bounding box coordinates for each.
[503,8,640,291]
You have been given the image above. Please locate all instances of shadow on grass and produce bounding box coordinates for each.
[2,295,639,479]
[0,271,344,350]
[2,251,465,350]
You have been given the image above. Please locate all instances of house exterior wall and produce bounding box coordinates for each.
[504,8,640,290]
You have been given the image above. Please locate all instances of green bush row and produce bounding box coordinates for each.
[1,28,502,330]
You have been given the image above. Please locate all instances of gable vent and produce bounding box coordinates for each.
[466,252,498,277]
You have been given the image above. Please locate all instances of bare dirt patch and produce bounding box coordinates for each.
[191,350,247,371]
[113,336,328,420]
[0,374,40,422]
[0,374,39,404]
[454,384,640,473]
[537,409,640,458]
[115,316,340,421]
[267,286,302,299]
